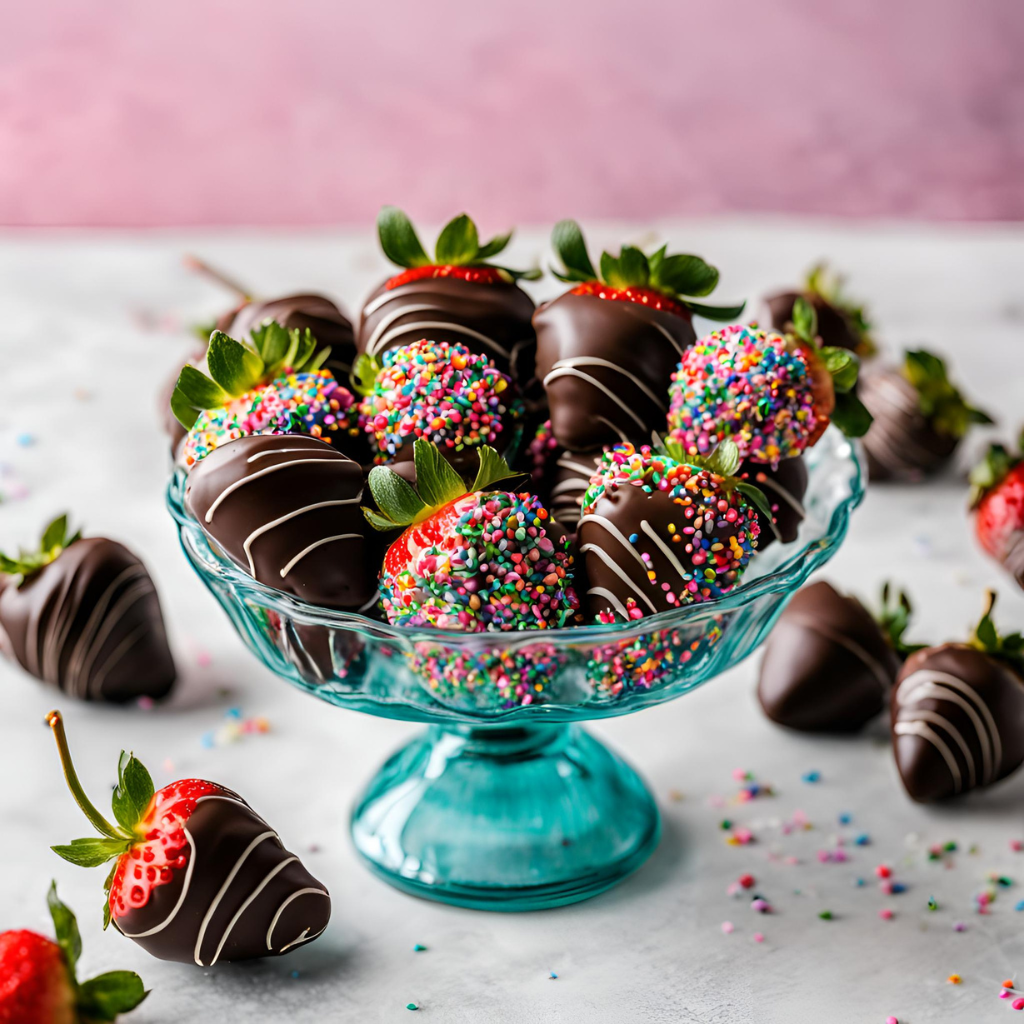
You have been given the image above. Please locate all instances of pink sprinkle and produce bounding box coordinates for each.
[879,908,894,921]
[880,881,894,895]
[817,850,832,863]
[833,849,849,863]
[886,1017,899,1024]
[753,932,764,943]
[1012,840,1023,852]
[734,828,753,844]
[721,921,734,934]
[1014,997,1024,1010]
[1002,991,1013,1000]
[196,650,212,668]
[732,768,748,781]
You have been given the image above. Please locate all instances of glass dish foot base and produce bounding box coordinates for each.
[350,723,660,911]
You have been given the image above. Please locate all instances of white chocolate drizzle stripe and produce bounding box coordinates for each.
[639,520,690,584]
[898,709,977,788]
[550,357,666,411]
[89,621,150,699]
[894,721,963,793]
[119,831,198,938]
[542,367,648,432]
[266,888,330,950]
[578,514,649,573]
[363,303,446,356]
[242,496,364,575]
[370,320,510,361]
[205,458,341,523]
[580,543,658,614]
[586,587,631,622]
[76,578,154,688]
[247,446,336,463]
[280,534,362,578]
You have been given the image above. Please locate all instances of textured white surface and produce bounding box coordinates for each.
[1,222,1023,1024]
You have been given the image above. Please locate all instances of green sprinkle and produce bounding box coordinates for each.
[406,1004,419,1011]
[927,897,938,911]
[720,819,732,830]
[413,943,427,952]
[818,910,833,920]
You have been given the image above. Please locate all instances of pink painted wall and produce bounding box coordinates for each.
[3,0,1023,227]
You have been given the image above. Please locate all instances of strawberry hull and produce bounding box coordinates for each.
[533,290,695,453]
[115,787,331,966]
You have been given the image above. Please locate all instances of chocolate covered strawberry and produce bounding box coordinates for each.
[357,207,539,384]
[861,349,992,481]
[577,439,768,622]
[668,299,872,465]
[355,337,520,473]
[763,262,875,356]
[970,431,1024,590]
[47,711,330,966]
[0,516,175,703]
[534,220,745,453]
[364,440,578,631]
[892,592,1024,802]
[0,883,147,1024]
[172,321,366,467]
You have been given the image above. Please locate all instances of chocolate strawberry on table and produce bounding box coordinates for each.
[763,262,875,356]
[970,431,1024,590]
[355,337,521,474]
[758,581,921,732]
[576,440,767,623]
[0,883,147,1023]
[171,322,366,468]
[47,711,331,965]
[860,349,993,481]
[892,592,1024,802]
[668,298,872,465]
[0,516,176,703]
[356,207,539,384]
[535,220,745,453]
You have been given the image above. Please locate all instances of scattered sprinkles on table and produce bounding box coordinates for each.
[667,324,823,465]
[362,338,518,463]
[379,490,577,633]
[182,369,358,466]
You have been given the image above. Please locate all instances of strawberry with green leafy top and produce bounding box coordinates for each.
[0,883,146,1023]
[46,711,331,966]
[534,220,746,453]
[970,429,1024,590]
[364,440,578,631]
[357,207,540,383]
[172,322,366,467]
[860,348,993,481]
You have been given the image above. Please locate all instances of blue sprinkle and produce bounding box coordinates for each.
[1016,900,1024,911]
[226,707,243,719]
[291,971,300,979]
[200,732,215,749]
[549,971,558,979]
[629,533,639,543]
[802,771,821,784]
[838,813,852,825]
[413,943,427,952]
[891,883,907,894]
[855,833,871,846]
[15,433,34,447]
[854,878,866,887]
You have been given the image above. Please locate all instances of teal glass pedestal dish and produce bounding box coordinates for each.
[168,428,864,911]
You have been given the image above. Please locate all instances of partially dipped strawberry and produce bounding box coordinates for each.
[357,207,540,383]
[364,440,578,631]
[970,431,1024,591]
[47,712,330,966]
[534,220,745,452]
[667,299,872,465]
[0,883,146,1023]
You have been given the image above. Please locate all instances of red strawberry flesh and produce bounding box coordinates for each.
[0,930,75,1024]
[108,779,222,921]
[570,280,691,319]
[385,265,507,290]
[976,462,1024,562]
[383,494,479,578]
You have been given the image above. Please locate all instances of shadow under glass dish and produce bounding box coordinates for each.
[168,428,865,910]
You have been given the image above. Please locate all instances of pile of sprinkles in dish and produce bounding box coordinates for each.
[181,369,356,467]
[379,490,578,632]
[667,323,819,465]
[362,338,516,463]
[582,443,759,606]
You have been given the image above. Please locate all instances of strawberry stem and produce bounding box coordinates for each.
[46,711,126,841]
[182,254,253,301]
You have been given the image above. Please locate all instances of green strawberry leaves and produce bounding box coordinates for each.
[351,352,382,398]
[876,583,927,659]
[45,883,148,1021]
[52,837,131,868]
[363,443,518,531]
[969,591,1024,676]
[791,296,818,345]
[0,514,82,584]
[170,321,332,430]
[111,752,154,834]
[48,880,82,973]
[830,392,873,438]
[376,206,536,277]
[902,349,993,440]
[969,442,1019,507]
[550,219,744,320]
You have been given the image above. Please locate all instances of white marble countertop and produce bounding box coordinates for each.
[1,220,1023,1024]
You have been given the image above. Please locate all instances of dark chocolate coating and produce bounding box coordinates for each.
[116,787,330,965]
[763,290,862,353]
[859,367,958,481]
[740,456,808,550]
[892,644,1024,802]
[757,581,900,732]
[533,291,695,452]
[184,434,377,611]
[356,276,536,382]
[578,473,747,621]
[548,450,604,532]
[0,538,176,702]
